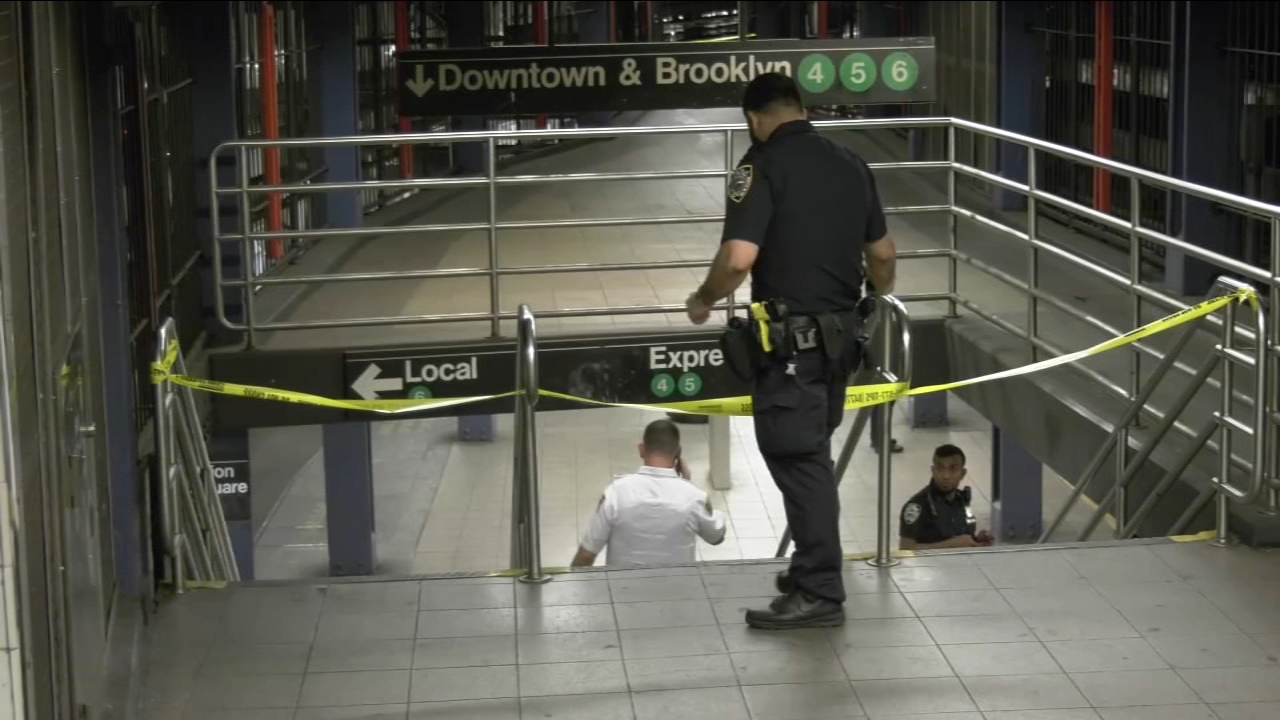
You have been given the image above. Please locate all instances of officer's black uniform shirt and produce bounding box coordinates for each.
[899,482,978,544]
[721,119,888,315]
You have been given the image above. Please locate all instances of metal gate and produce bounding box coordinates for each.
[1221,1,1280,274]
[1035,0,1173,268]
[1,3,113,717]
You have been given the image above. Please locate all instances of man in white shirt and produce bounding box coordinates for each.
[571,419,727,568]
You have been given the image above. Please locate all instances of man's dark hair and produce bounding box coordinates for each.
[642,419,682,457]
[742,72,803,113]
[933,444,966,466]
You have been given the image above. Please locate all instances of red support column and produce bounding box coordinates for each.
[260,1,283,261]
[395,0,413,178]
[608,0,616,43]
[642,0,651,41]
[534,1,548,129]
[1092,0,1114,212]
[817,0,829,39]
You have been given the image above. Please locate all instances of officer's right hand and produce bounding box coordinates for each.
[974,530,994,546]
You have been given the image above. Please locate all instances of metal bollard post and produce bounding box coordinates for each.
[868,301,901,569]
[516,306,552,584]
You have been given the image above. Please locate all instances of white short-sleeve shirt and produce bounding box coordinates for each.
[580,466,727,568]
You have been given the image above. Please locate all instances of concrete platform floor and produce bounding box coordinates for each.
[139,540,1280,720]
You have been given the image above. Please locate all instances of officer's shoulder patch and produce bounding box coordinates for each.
[728,164,753,203]
[902,502,922,525]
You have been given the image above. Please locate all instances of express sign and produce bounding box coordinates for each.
[397,38,937,117]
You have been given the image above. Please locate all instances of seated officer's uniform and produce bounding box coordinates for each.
[899,483,978,545]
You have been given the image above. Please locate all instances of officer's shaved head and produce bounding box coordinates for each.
[742,72,804,114]
[641,419,682,458]
[742,73,805,144]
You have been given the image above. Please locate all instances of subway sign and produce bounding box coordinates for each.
[396,38,936,116]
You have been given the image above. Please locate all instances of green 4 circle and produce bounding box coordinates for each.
[796,54,836,93]
[651,373,675,398]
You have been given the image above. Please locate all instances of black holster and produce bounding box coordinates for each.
[720,317,757,382]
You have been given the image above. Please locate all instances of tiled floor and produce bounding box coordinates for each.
[140,540,1280,719]
[248,109,1121,579]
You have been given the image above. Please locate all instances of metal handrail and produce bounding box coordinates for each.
[509,305,550,584]
[153,319,240,593]
[1039,277,1269,544]
[210,115,1279,551]
[871,295,912,567]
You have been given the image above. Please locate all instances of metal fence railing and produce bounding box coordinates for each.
[208,116,1279,553]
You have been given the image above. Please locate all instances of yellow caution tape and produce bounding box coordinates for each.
[151,287,1257,417]
[1168,529,1217,543]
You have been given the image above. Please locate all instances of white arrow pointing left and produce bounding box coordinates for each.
[352,364,404,400]
[405,64,434,97]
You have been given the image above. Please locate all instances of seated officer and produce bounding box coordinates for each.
[899,444,993,550]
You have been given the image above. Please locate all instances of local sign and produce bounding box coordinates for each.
[343,336,748,417]
[396,38,937,117]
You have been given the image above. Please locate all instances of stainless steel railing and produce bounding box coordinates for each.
[509,305,551,583]
[209,117,952,346]
[153,319,241,592]
[210,115,1279,555]
[1039,276,1269,543]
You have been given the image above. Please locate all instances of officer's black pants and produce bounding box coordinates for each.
[752,340,859,605]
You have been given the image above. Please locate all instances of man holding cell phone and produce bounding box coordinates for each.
[571,419,727,568]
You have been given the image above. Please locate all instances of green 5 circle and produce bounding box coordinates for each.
[839,52,877,92]
[408,385,432,400]
[651,373,675,398]
[677,372,703,397]
[796,54,836,94]
[882,52,919,91]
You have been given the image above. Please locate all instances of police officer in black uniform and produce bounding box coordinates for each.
[685,73,897,630]
[899,444,993,550]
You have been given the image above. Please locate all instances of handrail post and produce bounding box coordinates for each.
[154,320,182,593]
[868,296,910,569]
[1213,300,1238,547]
[515,305,551,584]
[946,124,958,318]
[488,138,501,337]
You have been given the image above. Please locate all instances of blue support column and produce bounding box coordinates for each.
[84,2,140,596]
[991,425,1044,542]
[576,2,615,128]
[308,1,362,228]
[995,0,1043,211]
[1166,1,1237,296]
[182,1,243,345]
[908,393,948,429]
[447,1,487,175]
[323,423,378,575]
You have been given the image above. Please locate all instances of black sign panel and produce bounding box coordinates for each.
[343,334,749,418]
[209,432,251,523]
[397,38,936,116]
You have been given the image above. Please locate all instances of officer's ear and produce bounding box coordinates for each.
[959,467,968,481]
[637,442,645,460]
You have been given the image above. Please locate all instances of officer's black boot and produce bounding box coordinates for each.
[746,590,845,630]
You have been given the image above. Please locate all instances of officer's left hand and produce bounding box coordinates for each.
[974,530,994,546]
[686,293,712,325]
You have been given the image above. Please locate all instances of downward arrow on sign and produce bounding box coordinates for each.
[405,65,434,97]
[352,364,404,400]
